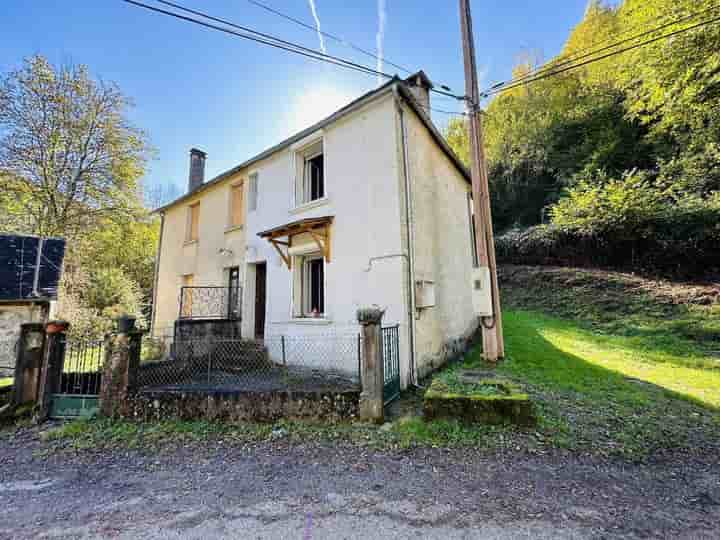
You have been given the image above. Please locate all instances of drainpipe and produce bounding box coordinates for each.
[150,213,165,335]
[393,85,418,385]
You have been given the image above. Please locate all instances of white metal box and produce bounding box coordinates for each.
[471,266,493,317]
[415,280,436,308]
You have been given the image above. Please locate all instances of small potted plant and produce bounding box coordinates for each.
[45,320,70,334]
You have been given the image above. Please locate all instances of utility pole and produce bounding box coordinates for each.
[459,0,505,360]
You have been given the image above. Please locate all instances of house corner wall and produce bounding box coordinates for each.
[403,104,479,379]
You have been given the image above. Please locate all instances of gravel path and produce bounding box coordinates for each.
[1,427,719,539]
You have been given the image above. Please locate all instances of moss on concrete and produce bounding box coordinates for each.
[423,374,535,427]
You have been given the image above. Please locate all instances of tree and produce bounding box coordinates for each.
[0,55,150,238]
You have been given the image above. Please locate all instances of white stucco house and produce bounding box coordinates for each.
[151,72,490,388]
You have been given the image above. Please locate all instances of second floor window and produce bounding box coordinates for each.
[187,202,200,242]
[296,140,324,206]
[229,182,244,228]
[248,173,259,212]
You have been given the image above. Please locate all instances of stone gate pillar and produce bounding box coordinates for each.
[99,317,142,418]
[357,307,385,423]
[12,323,45,407]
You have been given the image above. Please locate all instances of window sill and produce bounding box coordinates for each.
[287,317,332,325]
[183,240,198,246]
[224,224,244,234]
[290,197,329,214]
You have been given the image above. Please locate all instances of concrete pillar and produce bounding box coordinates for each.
[357,307,385,423]
[99,318,142,418]
[35,320,70,422]
[12,323,45,407]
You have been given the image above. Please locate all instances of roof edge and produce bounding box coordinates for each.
[153,78,400,214]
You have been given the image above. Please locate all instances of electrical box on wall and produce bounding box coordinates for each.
[415,280,436,308]
[472,267,493,317]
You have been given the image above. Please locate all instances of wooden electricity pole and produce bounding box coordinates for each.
[459,0,505,360]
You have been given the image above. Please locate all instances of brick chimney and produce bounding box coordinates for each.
[403,70,434,113]
[188,148,207,193]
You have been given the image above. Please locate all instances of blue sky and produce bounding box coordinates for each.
[2,0,593,198]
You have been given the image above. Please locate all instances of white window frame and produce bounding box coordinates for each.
[291,251,326,319]
[248,172,259,212]
[293,137,326,209]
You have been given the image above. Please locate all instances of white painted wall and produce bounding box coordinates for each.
[241,93,405,376]
[402,104,479,378]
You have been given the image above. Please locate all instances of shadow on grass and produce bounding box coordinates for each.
[457,310,720,455]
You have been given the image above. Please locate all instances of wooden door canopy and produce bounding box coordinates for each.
[258,216,333,269]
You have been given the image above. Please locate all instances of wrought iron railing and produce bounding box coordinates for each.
[179,286,242,320]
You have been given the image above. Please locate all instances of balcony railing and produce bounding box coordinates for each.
[179,286,242,320]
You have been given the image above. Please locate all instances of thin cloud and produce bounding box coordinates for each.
[376,0,386,85]
[306,0,326,53]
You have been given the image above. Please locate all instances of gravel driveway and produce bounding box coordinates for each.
[1,426,719,539]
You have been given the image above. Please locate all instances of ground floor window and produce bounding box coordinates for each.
[293,253,325,317]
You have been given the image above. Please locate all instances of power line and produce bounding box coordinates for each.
[486,2,720,94]
[150,0,388,78]
[121,0,465,101]
[245,0,413,75]
[485,12,720,97]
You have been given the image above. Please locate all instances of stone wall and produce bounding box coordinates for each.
[121,389,360,423]
[0,304,45,376]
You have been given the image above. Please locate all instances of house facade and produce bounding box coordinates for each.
[152,73,490,387]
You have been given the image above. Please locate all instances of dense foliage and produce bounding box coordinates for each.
[0,56,158,337]
[447,0,720,276]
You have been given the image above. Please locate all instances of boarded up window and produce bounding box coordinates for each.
[230,183,244,227]
[187,203,200,242]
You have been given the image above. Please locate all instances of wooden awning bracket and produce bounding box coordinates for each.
[269,239,291,269]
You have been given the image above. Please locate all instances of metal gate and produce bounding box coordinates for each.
[50,337,104,419]
[382,325,400,405]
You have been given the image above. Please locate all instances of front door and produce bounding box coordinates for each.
[254,263,267,339]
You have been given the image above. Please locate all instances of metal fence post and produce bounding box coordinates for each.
[35,321,70,422]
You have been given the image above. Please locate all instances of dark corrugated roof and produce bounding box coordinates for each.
[0,235,66,302]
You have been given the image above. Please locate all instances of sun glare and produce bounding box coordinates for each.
[288,86,357,134]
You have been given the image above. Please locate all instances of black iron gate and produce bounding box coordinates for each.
[382,325,400,405]
[49,337,104,419]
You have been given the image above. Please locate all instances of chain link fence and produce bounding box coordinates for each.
[137,333,361,393]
